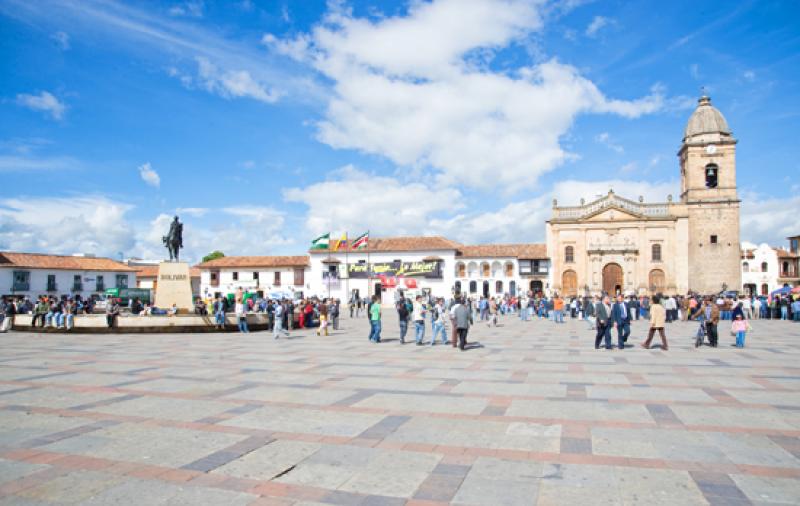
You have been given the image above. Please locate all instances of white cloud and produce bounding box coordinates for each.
[551,179,680,206]
[0,196,136,256]
[585,15,610,37]
[595,132,624,153]
[284,165,462,236]
[168,1,204,18]
[740,192,800,246]
[195,57,281,103]
[430,196,551,244]
[175,207,207,217]
[15,91,66,120]
[138,162,160,188]
[268,0,668,193]
[743,70,755,82]
[51,31,70,50]
[0,155,80,172]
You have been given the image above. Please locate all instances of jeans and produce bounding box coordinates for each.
[781,307,788,320]
[432,321,447,345]
[616,321,630,348]
[736,330,746,347]
[554,310,564,323]
[706,322,718,346]
[45,312,56,327]
[238,317,249,333]
[414,320,425,344]
[399,319,408,342]
[215,311,225,326]
[794,311,800,322]
[369,319,382,342]
[456,328,468,350]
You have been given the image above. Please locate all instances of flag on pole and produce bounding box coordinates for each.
[310,233,330,250]
[351,231,369,250]
[332,233,347,251]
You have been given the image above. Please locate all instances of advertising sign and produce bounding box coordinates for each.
[347,260,442,279]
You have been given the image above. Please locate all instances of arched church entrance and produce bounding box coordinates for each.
[602,263,623,295]
[561,271,577,297]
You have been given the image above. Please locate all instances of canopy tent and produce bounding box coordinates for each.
[771,285,793,296]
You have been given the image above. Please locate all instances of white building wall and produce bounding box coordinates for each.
[1,269,135,300]
[308,251,457,305]
[741,243,779,295]
[199,267,309,299]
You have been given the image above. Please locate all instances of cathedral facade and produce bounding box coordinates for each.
[546,95,742,296]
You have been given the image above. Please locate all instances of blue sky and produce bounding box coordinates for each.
[1,0,798,262]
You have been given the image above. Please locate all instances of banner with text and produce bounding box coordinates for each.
[347,260,442,279]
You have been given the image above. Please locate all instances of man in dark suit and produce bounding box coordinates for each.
[611,294,632,349]
[594,295,613,350]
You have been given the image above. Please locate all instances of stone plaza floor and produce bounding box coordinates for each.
[0,313,799,505]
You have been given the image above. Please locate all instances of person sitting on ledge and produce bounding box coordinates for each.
[167,304,178,317]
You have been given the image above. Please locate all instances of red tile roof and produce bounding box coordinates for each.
[310,236,462,253]
[775,248,798,259]
[197,256,309,269]
[0,252,136,272]
[457,244,547,259]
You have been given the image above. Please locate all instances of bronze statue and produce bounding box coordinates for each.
[163,216,183,262]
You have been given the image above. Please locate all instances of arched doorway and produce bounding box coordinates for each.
[602,263,623,295]
[509,281,516,295]
[496,281,503,294]
[482,280,490,298]
[648,269,665,294]
[561,271,577,297]
[530,280,543,295]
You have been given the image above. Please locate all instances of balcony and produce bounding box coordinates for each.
[46,283,58,292]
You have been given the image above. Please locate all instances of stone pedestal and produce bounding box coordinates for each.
[154,262,193,311]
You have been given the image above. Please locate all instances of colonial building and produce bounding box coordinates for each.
[547,95,742,296]
[0,252,136,300]
[196,256,309,299]
[776,235,800,289]
[308,236,549,303]
[740,243,779,296]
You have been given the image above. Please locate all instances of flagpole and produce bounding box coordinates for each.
[344,231,349,307]
[327,231,332,301]
[367,230,371,303]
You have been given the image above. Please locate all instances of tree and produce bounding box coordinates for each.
[202,251,225,263]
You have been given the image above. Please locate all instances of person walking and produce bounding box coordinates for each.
[453,296,472,351]
[331,299,340,330]
[432,298,448,345]
[413,295,427,345]
[731,313,750,347]
[705,298,720,347]
[594,296,613,350]
[611,294,631,349]
[368,295,381,343]
[317,301,329,336]
[642,295,668,350]
[273,300,290,339]
[553,295,565,324]
[397,298,410,344]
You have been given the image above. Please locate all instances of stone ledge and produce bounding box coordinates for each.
[8,313,277,333]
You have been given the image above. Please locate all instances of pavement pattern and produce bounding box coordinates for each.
[0,312,799,505]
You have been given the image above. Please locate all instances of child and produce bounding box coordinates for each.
[731,314,750,348]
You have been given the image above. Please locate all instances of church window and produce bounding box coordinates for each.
[651,244,662,262]
[761,262,768,272]
[710,235,718,244]
[565,246,574,263]
[705,163,719,188]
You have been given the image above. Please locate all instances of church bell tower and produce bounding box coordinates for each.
[679,95,741,294]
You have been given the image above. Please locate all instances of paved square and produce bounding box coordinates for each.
[0,313,798,505]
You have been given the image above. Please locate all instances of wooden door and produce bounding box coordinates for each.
[602,263,623,295]
[561,270,577,297]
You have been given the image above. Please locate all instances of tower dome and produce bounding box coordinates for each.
[683,95,733,144]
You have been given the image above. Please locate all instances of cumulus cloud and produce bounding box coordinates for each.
[0,196,136,256]
[430,196,551,244]
[16,91,66,120]
[138,162,160,188]
[168,1,204,18]
[739,192,800,246]
[585,15,610,37]
[551,179,680,206]
[595,132,624,153]
[195,57,281,103]
[266,0,668,193]
[284,165,462,236]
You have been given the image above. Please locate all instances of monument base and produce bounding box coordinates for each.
[154,262,193,311]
